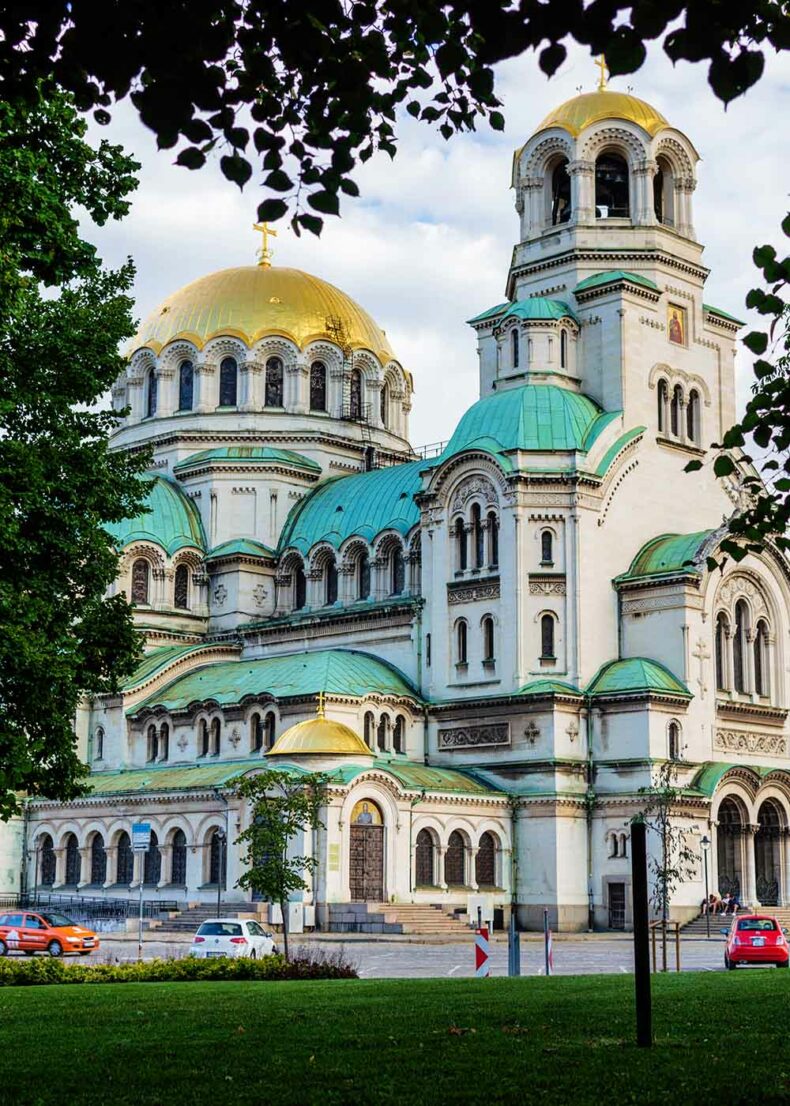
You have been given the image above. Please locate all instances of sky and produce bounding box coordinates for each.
[85,40,790,449]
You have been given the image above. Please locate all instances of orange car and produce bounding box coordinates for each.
[0,910,99,957]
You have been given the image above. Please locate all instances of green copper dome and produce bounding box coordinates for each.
[616,530,716,583]
[586,658,691,699]
[105,475,206,555]
[468,297,579,326]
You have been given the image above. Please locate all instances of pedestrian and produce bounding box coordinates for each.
[719,892,732,915]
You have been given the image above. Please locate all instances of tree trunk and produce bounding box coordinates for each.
[281,898,289,961]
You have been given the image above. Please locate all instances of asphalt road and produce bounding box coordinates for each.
[73,932,739,977]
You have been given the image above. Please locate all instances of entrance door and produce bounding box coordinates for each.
[609,883,626,930]
[349,799,384,902]
[755,800,782,906]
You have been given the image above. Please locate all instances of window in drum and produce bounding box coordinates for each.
[488,511,499,567]
[199,719,209,758]
[687,389,700,444]
[159,723,169,761]
[393,715,405,754]
[265,356,284,407]
[174,564,189,609]
[364,711,374,749]
[219,357,238,406]
[324,559,338,605]
[310,362,327,411]
[209,718,220,757]
[146,723,158,763]
[380,383,389,427]
[294,564,307,610]
[670,385,682,437]
[178,361,194,411]
[131,559,150,605]
[390,546,405,596]
[595,153,629,218]
[145,368,157,418]
[94,727,104,761]
[551,159,571,225]
[350,368,363,419]
[668,721,681,760]
[264,712,276,750]
[560,328,568,369]
[511,328,519,370]
[357,550,371,600]
[715,613,728,691]
[251,713,263,753]
[377,714,389,752]
[657,379,668,433]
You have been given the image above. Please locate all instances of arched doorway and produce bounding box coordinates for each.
[117,831,134,885]
[475,832,497,888]
[39,835,55,887]
[349,799,384,902]
[143,831,161,886]
[171,829,187,886]
[90,833,107,886]
[444,831,466,886]
[755,800,783,906]
[716,798,743,897]
[415,829,435,887]
[64,833,80,886]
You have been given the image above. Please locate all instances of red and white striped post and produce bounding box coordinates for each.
[475,926,490,977]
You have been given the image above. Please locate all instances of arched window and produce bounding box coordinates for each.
[455,518,467,572]
[310,361,327,411]
[209,829,227,888]
[90,833,106,886]
[219,356,238,406]
[482,616,495,663]
[294,563,307,610]
[754,620,769,697]
[595,153,629,218]
[64,833,80,886]
[733,599,749,694]
[199,719,209,758]
[380,382,389,428]
[471,503,484,568]
[178,361,194,411]
[250,712,263,753]
[487,511,499,567]
[159,722,169,762]
[426,633,431,668]
[620,834,629,859]
[390,546,405,596]
[146,723,158,763]
[541,530,554,566]
[94,727,104,761]
[264,712,276,750]
[324,558,338,605]
[511,328,520,370]
[609,833,619,858]
[475,832,496,887]
[145,368,157,418]
[715,613,729,691]
[657,379,669,433]
[444,830,466,885]
[551,158,571,225]
[349,368,363,419]
[393,715,405,754]
[209,717,220,757]
[40,835,55,886]
[174,564,189,609]
[415,829,435,886]
[265,356,284,407]
[456,620,468,665]
[653,156,675,226]
[670,384,683,437]
[357,550,371,600]
[364,711,375,749]
[560,328,568,369]
[131,559,150,605]
[116,831,134,885]
[171,829,187,886]
[143,831,160,886]
[668,721,681,760]
[687,389,700,444]
[540,614,556,660]
[377,713,389,752]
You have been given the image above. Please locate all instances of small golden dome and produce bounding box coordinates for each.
[131,265,395,363]
[536,89,668,138]
[266,717,373,758]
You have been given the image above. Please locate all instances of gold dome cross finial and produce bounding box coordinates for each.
[316,690,326,719]
[252,221,277,268]
[596,54,608,91]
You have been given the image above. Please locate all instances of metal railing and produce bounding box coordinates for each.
[0,892,180,925]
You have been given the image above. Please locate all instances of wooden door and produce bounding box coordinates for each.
[350,825,384,902]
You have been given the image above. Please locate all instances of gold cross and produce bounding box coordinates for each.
[596,54,608,91]
[252,221,277,268]
[316,691,326,719]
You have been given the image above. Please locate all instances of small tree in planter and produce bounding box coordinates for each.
[234,769,329,960]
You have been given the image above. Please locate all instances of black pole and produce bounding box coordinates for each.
[631,819,652,1048]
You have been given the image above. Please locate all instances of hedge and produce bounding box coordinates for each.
[0,953,357,987]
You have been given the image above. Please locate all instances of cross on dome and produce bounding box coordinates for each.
[595,54,608,91]
[253,221,278,268]
[316,690,326,719]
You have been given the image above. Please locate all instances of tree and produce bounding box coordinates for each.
[635,762,698,970]
[0,86,149,819]
[234,769,329,960]
[0,3,786,234]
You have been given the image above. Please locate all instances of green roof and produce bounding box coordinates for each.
[278,461,424,554]
[205,538,276,562]
[574,271,659,294]
[125,643,226,690]
[703,303,745,326]
[105,475,206,555]
[321,760,503,796]
[690,762,788,797]
[594,426,645,476]
[442,385,615,464]
[586,658,692,699]
[173,446,321,474]
[517,679,583,698]
[133,648,420,714]
[616,530,715,583]
[468,297,579,326]
[467,301,510,325]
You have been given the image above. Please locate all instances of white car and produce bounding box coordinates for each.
[189,918,279,959]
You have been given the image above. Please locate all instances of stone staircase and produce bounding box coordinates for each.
[152,902,260,934]
[326,902,471,936]
[683,906,790,935]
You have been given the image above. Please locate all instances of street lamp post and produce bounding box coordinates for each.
[216,831,226,918]
[701,835,711,939]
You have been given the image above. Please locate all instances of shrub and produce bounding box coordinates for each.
[0,953,357,987]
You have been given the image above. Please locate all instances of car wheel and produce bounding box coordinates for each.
[777,960,788,969]
[0,940,7,957]
[47,940,64,958]
[79,950,92,956]
[726,955,737,971]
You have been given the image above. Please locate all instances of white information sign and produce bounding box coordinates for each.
[132,822,152,852]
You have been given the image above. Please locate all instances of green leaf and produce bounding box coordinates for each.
[684,459,703,472]
[339,179,359,197]
[743,331,768,354]
[298,213,324,236]
[307,190,340,215]
[265,169,293,192]
[713,455,736,477]
[539,44,566,77]
[256,198,288,222]
[220,154,252,189]
[176,146,206,170]
[489,110,505,131]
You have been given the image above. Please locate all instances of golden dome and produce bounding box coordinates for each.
[131,265,395,362]
[536,89,668,138]
[266,717,373,758]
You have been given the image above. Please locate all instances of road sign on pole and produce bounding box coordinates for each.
[132,822,151,852]
[475,927,490,977]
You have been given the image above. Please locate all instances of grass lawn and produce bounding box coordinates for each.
[3,972,789,1105]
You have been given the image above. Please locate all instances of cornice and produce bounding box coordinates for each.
[508,246,709,286]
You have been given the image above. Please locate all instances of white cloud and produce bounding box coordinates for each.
[85,40,790,446]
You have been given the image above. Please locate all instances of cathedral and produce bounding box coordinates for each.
[14,81,790,931]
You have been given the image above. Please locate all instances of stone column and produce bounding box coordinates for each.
[194,362,216,413]
[53,848,66,888]
[521,176,544,236]
[127,375,144,422]
[185,839,203,896]
[77,846,91,889]
[781,829,790,905]
[338,562,356,605]
[240,358,263,411]
[158,844,173,888]
[437,847,448,891]
[468,848,480,892]
[633,158,658,225]
[744,825,759,906]
[568,160,594,224]
[155,367,175,417]
[288,357,309,413]
[103,846,118,889]
[745,629,756,696]
[366,378,384,429]
[675,177,696,240]
[306,568,323,610]
[130,850,144,890]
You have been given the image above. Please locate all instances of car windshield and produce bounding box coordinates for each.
[196,922,242,936]
[737,918,776,932]
[38,912,77,928]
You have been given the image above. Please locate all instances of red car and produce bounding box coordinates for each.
[723,914,789,970]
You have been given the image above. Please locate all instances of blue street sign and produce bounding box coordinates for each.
[132,822,152,852]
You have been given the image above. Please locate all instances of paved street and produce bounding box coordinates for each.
[83,931,736,976]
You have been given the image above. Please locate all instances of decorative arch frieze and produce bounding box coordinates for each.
[520,134,574,180]
[648,362,712,406]
[652,134,696,180]
[580,124,648,166]
[202,336,250,360]
[449,474,500,517]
